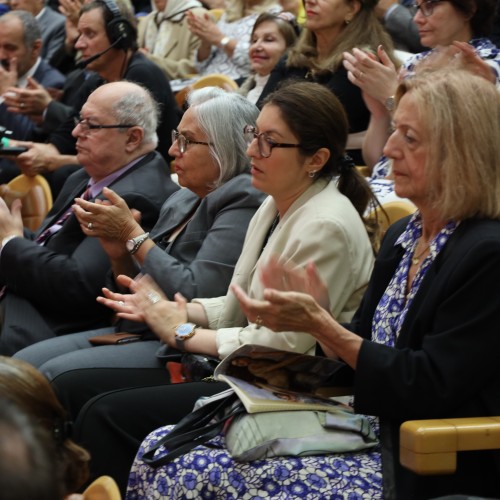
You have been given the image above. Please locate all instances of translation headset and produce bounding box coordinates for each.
[76,0,135,68]
[98,0,134,50]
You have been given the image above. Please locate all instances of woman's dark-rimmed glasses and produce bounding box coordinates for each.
[243,125,302,158]
[171,130,213,154]
[412,0,443,17]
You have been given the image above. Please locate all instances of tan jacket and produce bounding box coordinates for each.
[137,5,209,79]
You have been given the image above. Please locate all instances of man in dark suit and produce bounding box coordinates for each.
[0,10,65,183]
[0,81,179,355]
[9,0,66,62]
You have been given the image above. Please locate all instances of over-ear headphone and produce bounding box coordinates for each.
[97,0,135,50]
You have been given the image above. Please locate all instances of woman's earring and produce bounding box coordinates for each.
[345,18,351,24]
[308,170,317,178]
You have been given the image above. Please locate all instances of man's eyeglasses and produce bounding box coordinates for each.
[171,130,213,154]
[74,117,136,134]
[412,0,443,17]
[243,125,302,158]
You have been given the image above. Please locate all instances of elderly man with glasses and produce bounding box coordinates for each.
[0,80,179,355]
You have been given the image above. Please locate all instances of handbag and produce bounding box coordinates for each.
[225,405,377,461]
[141,388,377,468]
[157,344,220,383]
[166,353,220,383]
[142,389,244,468]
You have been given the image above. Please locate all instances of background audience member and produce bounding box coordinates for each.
[238,11,299,104]
[0,399,62,500]
[0,10,65,183]
[0,81,178,355]
[129,68,500,500]
[180,0,281,84]
[137,0,209,80]
[10,0,66,62]
[344,0,499,170]
[258,0,398,165]
[48,0,134,75]
[0,356,91,498]
[45,81,379,493]
[10,0,180,197]
[374,0,424,54]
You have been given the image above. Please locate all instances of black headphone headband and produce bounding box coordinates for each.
[97,0,134,50]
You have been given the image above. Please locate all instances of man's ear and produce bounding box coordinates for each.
[31,39,42,60]
[125,126,144,151]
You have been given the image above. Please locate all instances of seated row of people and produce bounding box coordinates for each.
[11,64,500,500]
[10,79,377,492]
[0,5,500,496]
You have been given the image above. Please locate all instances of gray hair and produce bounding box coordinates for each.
[0,11,41,49]
[111,83,159,147]
[187,87,259,187]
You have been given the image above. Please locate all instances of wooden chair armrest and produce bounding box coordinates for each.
[400,417,500,475]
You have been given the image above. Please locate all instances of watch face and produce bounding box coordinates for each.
[176,323,196,338]
[175,323,196,340]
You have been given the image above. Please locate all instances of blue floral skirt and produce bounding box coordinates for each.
[126,422,382,499]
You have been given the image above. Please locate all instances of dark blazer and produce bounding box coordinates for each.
[0,59,66,183]
[0,151,179,355]
[115,172,266,333]
[38,7,66,63]
[0,59,65,141]
[38,69,87,139]
[349,217,500,499]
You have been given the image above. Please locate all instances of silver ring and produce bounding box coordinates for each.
[255,315,263,329]
[20,102,25,109]
[87,222,94,230]
[118,301,125,306]
[147,291,161,305]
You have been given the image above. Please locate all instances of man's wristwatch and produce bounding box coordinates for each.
[126,232,149,255]
[175,322,198,351]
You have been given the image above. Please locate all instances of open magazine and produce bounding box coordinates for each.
[214,344,353,414]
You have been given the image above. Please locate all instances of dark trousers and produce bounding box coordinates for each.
[72,379,227,496]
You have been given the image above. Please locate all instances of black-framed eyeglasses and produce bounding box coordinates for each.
[74,117,136,134]
[243,125,302,158]
[412,0,443,17]
[171,130,213,154]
